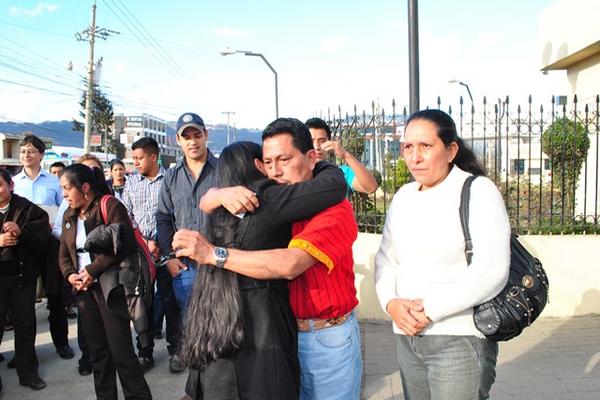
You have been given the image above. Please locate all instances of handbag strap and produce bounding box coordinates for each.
[99,194,112,225]
[459,175,478,265]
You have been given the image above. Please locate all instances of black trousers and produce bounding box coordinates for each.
[0,279,39,381]
[46,291,69,348]
[77,284,152,400]
[154,266,181,355]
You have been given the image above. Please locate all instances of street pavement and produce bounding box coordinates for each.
[1,302,599,399]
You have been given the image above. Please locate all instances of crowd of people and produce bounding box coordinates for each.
[0,109,510,400]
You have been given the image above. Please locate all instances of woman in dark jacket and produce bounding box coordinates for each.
[58,164,151,400]
[178,142,347,399]
[0,167,50,392]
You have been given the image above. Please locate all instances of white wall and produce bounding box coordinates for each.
[353,232,600,321]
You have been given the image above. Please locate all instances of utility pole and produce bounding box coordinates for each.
[408,0,420,114]
[222,111,235,145]
[76,1,118,154]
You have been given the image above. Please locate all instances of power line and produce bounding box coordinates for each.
[110,0,193,81]
[100,0,186,81]
[0,78,78,96]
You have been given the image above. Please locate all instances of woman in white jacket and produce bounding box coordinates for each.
[375,109,511,400]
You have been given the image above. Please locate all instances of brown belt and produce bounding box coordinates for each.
[297,313,350,332]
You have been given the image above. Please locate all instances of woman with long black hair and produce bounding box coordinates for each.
[178,141,347,399]
[58,164,151,399]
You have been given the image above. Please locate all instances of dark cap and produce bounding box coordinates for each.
[176,112,205,136]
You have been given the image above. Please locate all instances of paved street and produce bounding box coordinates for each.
[1,302,600,399]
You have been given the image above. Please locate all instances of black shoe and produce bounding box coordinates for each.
[138,356,154,373]
[19,375,47,391]
[56,344,75,359]
[78,365,93,376]
[7,357,15,369]
[65,306,77,319]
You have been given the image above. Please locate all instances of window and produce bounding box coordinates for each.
[512,159,525,175]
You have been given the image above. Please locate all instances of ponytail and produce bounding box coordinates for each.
[62,164,109,197]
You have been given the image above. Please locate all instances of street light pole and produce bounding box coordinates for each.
[222,111,235,145]
[449,79,473,103]
[220,48,279,118]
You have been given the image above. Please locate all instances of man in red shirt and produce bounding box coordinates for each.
[173,118,362,399]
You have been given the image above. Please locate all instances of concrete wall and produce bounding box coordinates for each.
[353,232,600,321]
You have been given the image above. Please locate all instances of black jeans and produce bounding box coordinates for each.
[0,279,39,381]
[77,284,151,399]
[154,266,181,355]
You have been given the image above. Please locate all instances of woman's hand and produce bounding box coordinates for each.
[0,232,17,247]
[387,298,431,336]
[2,222,21,238]
[77,269,94,291]
[67,273,84,291]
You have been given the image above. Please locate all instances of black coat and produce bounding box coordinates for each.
[0,194,50,289]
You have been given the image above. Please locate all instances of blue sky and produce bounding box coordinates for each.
[0,0,567,129]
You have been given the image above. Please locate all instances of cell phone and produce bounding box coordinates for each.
[156,250,177,267]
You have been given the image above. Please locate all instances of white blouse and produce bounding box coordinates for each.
[374,165,511,337]
[76,217,92,273]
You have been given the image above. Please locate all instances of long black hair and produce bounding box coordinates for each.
[180,141,264,369]
[406,109,485,176]
[61,163,109,197]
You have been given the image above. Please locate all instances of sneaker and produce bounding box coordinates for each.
[138,356,155,373]
[169,354,185,373]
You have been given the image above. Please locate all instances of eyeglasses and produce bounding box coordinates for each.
[19,149,39,156]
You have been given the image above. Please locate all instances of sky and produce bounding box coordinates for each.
[0,0,568,130]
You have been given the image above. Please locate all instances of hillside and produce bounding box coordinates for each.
[0,121,263,152]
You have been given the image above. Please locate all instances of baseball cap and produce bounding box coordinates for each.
[176,112,205,136]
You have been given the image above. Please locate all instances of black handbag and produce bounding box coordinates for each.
[460,176,549,341]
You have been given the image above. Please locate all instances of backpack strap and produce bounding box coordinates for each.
[100,194,112,225]
[459,175,478,265]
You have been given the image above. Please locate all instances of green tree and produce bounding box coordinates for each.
[72,85,117,155]
[383,153,411,193]
[339,128,365,161]
[541,117,590,216]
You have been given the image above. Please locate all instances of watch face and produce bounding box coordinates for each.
[215,247,228,260]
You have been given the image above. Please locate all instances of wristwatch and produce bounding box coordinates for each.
[214,247,229,269]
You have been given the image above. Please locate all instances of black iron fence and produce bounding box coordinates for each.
[319,95,600,234]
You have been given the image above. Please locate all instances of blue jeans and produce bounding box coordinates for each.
[396,334,498,400]
[171,264,197,313]
[298,311,362,400]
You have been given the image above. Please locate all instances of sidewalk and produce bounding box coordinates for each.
[362,316,600,400]
[1,303,599,399]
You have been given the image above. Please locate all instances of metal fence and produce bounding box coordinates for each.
[320,95,600,234]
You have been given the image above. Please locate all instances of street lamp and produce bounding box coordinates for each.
[449,79,473,103]
[220,47,279,118]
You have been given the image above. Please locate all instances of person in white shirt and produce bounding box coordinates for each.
[374,109,511,400]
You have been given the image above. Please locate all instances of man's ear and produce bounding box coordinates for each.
[254,158,267,176]
[151,152,158,163]
[306,149,317,171]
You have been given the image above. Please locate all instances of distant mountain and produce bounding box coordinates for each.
[0,120,263,151]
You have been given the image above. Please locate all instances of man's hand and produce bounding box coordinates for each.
[321,140,347,160]
[387,298,431,336]
[2,222,21,238]
[0,232,17,247]
[172,229,215,266]
[147,239,160,259]
[200,186,259,215]
[165,258,188,278]
[67,273,84,291]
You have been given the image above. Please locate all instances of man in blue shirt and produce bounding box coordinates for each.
[156,112,218,380]
[12,135,74,363]
[305,117,378,194]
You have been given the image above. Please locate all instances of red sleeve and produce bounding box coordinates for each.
[289,200,357,272]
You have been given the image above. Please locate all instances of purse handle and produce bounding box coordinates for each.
[459,175,478,265]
